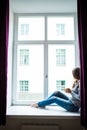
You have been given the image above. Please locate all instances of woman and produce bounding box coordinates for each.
[31,67,80,112]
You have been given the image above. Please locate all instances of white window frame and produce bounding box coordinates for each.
[12,13,79,105]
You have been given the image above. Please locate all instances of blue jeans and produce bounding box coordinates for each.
[38,91,79,112]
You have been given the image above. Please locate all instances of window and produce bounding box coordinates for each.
[18,17,45,40]
[16,45,44,102]
[56,24,65,35]
[20,24,29,36]
[13,14,77,105]
[20,49,29,65]
[47,16,74,40]
[56,49,66,66]
[48,44,75,95]
[19,80,29,92]
[56,80,66,91]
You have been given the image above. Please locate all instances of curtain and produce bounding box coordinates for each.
[77,0,87,128]
[0,0,9,125]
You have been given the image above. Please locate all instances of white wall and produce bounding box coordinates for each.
[11,0,77,13]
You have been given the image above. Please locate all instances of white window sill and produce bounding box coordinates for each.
[6,105,80,119]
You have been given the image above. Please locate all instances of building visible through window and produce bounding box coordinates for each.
[20,80,29,92]
[56,80,66,91]
[56,24,65,35]
[56,49,66,66]
[20,24,29,36]
[20,49,29,65]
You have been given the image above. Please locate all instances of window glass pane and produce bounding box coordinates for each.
[18,17,45,40]
[48,44,75,95]
[47,16,74,40]
[16,45,44,101]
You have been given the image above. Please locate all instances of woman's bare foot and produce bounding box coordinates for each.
[31,103,45,109]
[31,103,39,108]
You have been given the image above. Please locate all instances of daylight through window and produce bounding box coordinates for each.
[13,14,77,104]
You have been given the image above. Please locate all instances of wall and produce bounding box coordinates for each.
[0,116,83,130]
[12,0,77,13]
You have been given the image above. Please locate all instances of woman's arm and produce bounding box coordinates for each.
[71,81,80,100]
[64,79,79,93]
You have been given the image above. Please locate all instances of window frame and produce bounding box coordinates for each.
[12,13,79,105]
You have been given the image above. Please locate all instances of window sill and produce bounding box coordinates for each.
[7,105,80,119]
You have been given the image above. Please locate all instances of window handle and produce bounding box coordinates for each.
[45,75,48,78]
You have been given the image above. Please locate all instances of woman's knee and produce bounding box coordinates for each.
[51,96,57,100]
[54,91,60,96]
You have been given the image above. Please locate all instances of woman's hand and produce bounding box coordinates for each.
[64,88,71,93]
